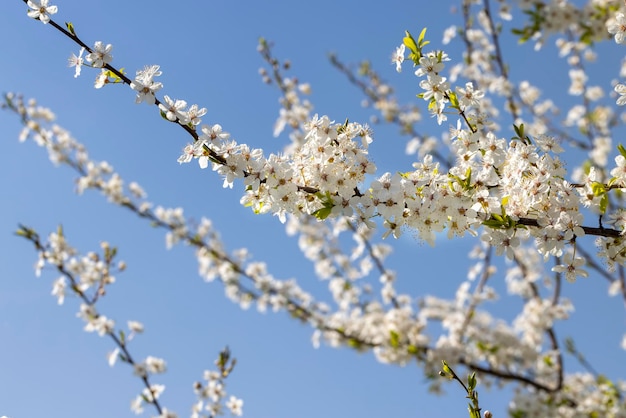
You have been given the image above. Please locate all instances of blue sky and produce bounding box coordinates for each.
[1,1,625,417]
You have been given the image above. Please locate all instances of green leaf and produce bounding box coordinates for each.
[403,29,427,64]
[510,410,525,418]
[310,191,335,220]
[599,193,608,214]
[217,346,231,370]
[312,206,332,220]
[618,144,626,159]
[15,225,34,238]
[464,167,472,188]
[389,330,400,348]
[403,30,418,54]
[482,219,505,229]
[448,91,459,110]
[441,360,452,376]
[469,406,481,418]
[476,341,499,354]
[513,123,523,138]
[348,338,363,349]
[467,372,477,391]
[590,182,606,196]
[66,22,76,36]
[417,27,427,45]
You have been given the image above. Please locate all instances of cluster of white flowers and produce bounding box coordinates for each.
[32,3,619,287]
[510,373,626,417]
[15,221,174,416]
[15,0,626,416]
[192,370,243,418]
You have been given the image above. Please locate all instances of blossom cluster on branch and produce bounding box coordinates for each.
[27,0,626,284]
[14,220,242,418]
[10,0,626,417]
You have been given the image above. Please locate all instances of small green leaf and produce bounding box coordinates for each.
[348,338,362,349]
[441,360,452,376]
[417,27,428,45]
[389,330,400,348]
[336,118,350,134]
[469,406,481,418]
[312,206,332,220]
[15,225,32,238]
[467,372,477,391]
[403,30,418,54]
[513,123,524,139]
[599,193,608,214]
[464,167,472,188]
[591,182,607,197]
[66,22,76,36]
[448,91,459,109]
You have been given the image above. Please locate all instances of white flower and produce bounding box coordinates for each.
[608,12,626,44]
[615,83,626,106]
[177,143,196,164]
[128,320,144,334]
[200,124,230,143]
[455,81,484,108]
[415,55,444,79]
[158,95,189,124]
[133,363,147,378]
[130,65,163,104]
[130,395,144,414]
[51,276,66,304]
[535,134,564,153]
[68,48,85,78]
[552,254,588,282]
[187,104,207,126]
[391,44,405,72]
[419,76,449,104]
[85,41,113,68]
[226,396,243,416]
[26,0,58,24]
[145,356,167,374]
[94,70,109,89]
[107,347,120,367]
[84,315,115,336]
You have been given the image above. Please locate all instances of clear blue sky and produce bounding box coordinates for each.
[1,1,625,417]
